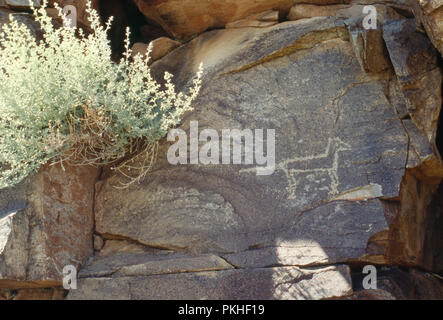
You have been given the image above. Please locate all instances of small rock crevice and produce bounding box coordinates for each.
[98,0,169,60]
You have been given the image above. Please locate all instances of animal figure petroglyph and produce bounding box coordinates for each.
[278,138,351,200]
[240,137,351,200]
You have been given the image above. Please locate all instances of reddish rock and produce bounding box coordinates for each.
[226,10,279,29]
[0,163,99,288]
[386,157,443,272]
[0,287,66,300]
[132,0,293,39]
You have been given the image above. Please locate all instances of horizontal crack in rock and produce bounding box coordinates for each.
[221,26,349,76]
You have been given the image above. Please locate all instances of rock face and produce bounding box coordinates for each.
[226,10,280,29]
[383,18,442,144]
[0,163,99,289]
[97,19,395,263]
[132,0,296,39]
[413,0,443,56]
[1,0,443,300]
[386,160,443,272]
[131,37,181,63]
[75,10,442,299]
[69,243,353,299]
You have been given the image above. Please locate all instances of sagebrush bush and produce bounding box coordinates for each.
[0,0,202,188]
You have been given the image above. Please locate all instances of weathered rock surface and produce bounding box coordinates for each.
[0,164,99,288]
[131,37,181,63]
[2,0,443,300]
[383,18,442,143]
[130,0,416,39]
[96,17,421,264]
[386,160,443,272]
[349,266,443,299]
[79,240,233,278]
[226,10,280,29]
[68,264,352,300]
[66,3,442,298]
[288,4,351,21]
[132,0,296,39]
[413,0,443,56]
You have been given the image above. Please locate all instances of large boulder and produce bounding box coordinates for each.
[132,0,293,39]
[131,0,361,39]
[68,12,442,299]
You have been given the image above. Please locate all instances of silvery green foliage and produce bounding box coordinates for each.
[0,0,202,189]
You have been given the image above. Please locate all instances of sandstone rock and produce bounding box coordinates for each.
[130,42,149,60]
[386,159,443,272]
[132,0,296,39]
[288,4,351,20]
[288,4,404,24]
[413,0,443,56]
[94,17,430,271]
[287,4,403,75]
[0,163,99,288]
[383,19,442,144]
[2,0,442,300]
[79,240,233,278]
[131,37,181,63]
[349,29,392,74]
[68,264,353,300]
[226,10,279,29]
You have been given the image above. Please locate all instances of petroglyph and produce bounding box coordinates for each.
[240,137,351,200]
[278,137,351,200]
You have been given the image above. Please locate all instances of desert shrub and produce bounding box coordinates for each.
[0,0,202,188]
